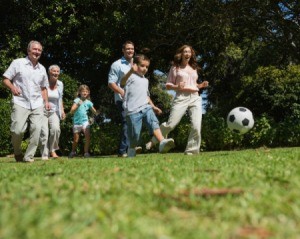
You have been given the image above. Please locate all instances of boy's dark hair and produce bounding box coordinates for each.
[133,54,150,65]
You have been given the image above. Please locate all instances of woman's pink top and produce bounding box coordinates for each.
[166,65,199,93]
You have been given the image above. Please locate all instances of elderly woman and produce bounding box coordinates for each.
[39,65,65,160]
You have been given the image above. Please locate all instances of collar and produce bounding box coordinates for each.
[121,56,130,64]
[25,56,41,69]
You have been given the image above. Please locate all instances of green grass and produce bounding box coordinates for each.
[1,147,300,239]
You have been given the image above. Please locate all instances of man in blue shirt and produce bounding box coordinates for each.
[108,41,141,157]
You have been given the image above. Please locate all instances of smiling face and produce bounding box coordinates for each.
[122,43,135,61]
[27,42,42,65]
[136,59,150,76]
[49,66,60,82]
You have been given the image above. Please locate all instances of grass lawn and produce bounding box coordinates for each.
[0,147,300,239]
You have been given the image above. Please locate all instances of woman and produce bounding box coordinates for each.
[150,45,209,155]
[40,65,66,160]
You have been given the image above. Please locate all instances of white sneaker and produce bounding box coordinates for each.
[145,141,153,150]
[184,152,194,156]
[42,156,49,161]
[118,153,128,158]
[127,148,136,157]
[24,158,34,163]
[159,138,175,153]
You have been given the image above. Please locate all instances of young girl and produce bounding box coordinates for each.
[69,85,97,158]
[121,54,175,157]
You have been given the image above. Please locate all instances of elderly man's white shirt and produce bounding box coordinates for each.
[3,57,48,110]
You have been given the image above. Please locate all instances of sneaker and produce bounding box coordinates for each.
[24,158,34,163]
[84,153,91,158]
[145,141,153,150]
[15,154,24,162]
[184,152,194,156]
[159,138,175,153]
[68,152,76,158]
[135,146,142,154]
[127,148,136,158]
[42,156,49,161]
[118,153,128,158]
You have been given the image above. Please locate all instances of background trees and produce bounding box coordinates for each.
[0,0,299,155]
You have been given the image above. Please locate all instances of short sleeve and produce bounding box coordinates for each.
[74,98,80,104]
[108,62,119,84]
[3,60,17,80]
[166,66,177,85]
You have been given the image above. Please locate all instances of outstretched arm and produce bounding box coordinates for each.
[91,106,97,115]
[197,81,209,89]
[121,64,138,87]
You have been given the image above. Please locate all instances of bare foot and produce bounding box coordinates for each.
[51,151,59,158]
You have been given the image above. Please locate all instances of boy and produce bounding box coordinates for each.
[121,54,175,157]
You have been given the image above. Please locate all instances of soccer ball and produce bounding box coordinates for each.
[227,107,254,134]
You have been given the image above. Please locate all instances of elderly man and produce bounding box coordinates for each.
[2,40,49,162]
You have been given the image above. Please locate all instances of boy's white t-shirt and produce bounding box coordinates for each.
[123,73,150,115]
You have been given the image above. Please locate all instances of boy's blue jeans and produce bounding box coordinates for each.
[126,106,159,148]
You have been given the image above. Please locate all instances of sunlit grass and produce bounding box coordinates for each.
[0,147,299,239]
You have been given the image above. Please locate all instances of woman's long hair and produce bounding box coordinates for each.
[173,45,199,70]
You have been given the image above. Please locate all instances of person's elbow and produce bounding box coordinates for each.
[108,82,115,90]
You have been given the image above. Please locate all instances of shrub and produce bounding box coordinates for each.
[0,99,13,156]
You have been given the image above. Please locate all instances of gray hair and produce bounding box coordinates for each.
[48,64,60,73]
[27,40,43,51]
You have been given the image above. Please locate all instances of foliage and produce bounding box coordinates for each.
[1,148,300,238]
[238,65,300,122]
[0,99,13,156]
[247,114,276,148]
[202,110,242,151]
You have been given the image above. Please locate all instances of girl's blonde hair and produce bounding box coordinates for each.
[76,84,91,99]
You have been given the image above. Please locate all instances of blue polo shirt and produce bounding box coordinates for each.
[108,57,131,103]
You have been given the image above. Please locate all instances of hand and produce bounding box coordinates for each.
[77,100,83,106]
[131,63,138,73]
[178,82,185,90]
[11,86,21,96]
[61,111,66,120]
[119,88,125,98]
[199,81,209,89]
[153,106,162,115]
[45,102,51,111]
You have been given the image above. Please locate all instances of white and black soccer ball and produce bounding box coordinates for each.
[227,107,254,134]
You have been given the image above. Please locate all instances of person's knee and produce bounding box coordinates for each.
[50,127,60,135]
[12,128,25,136]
